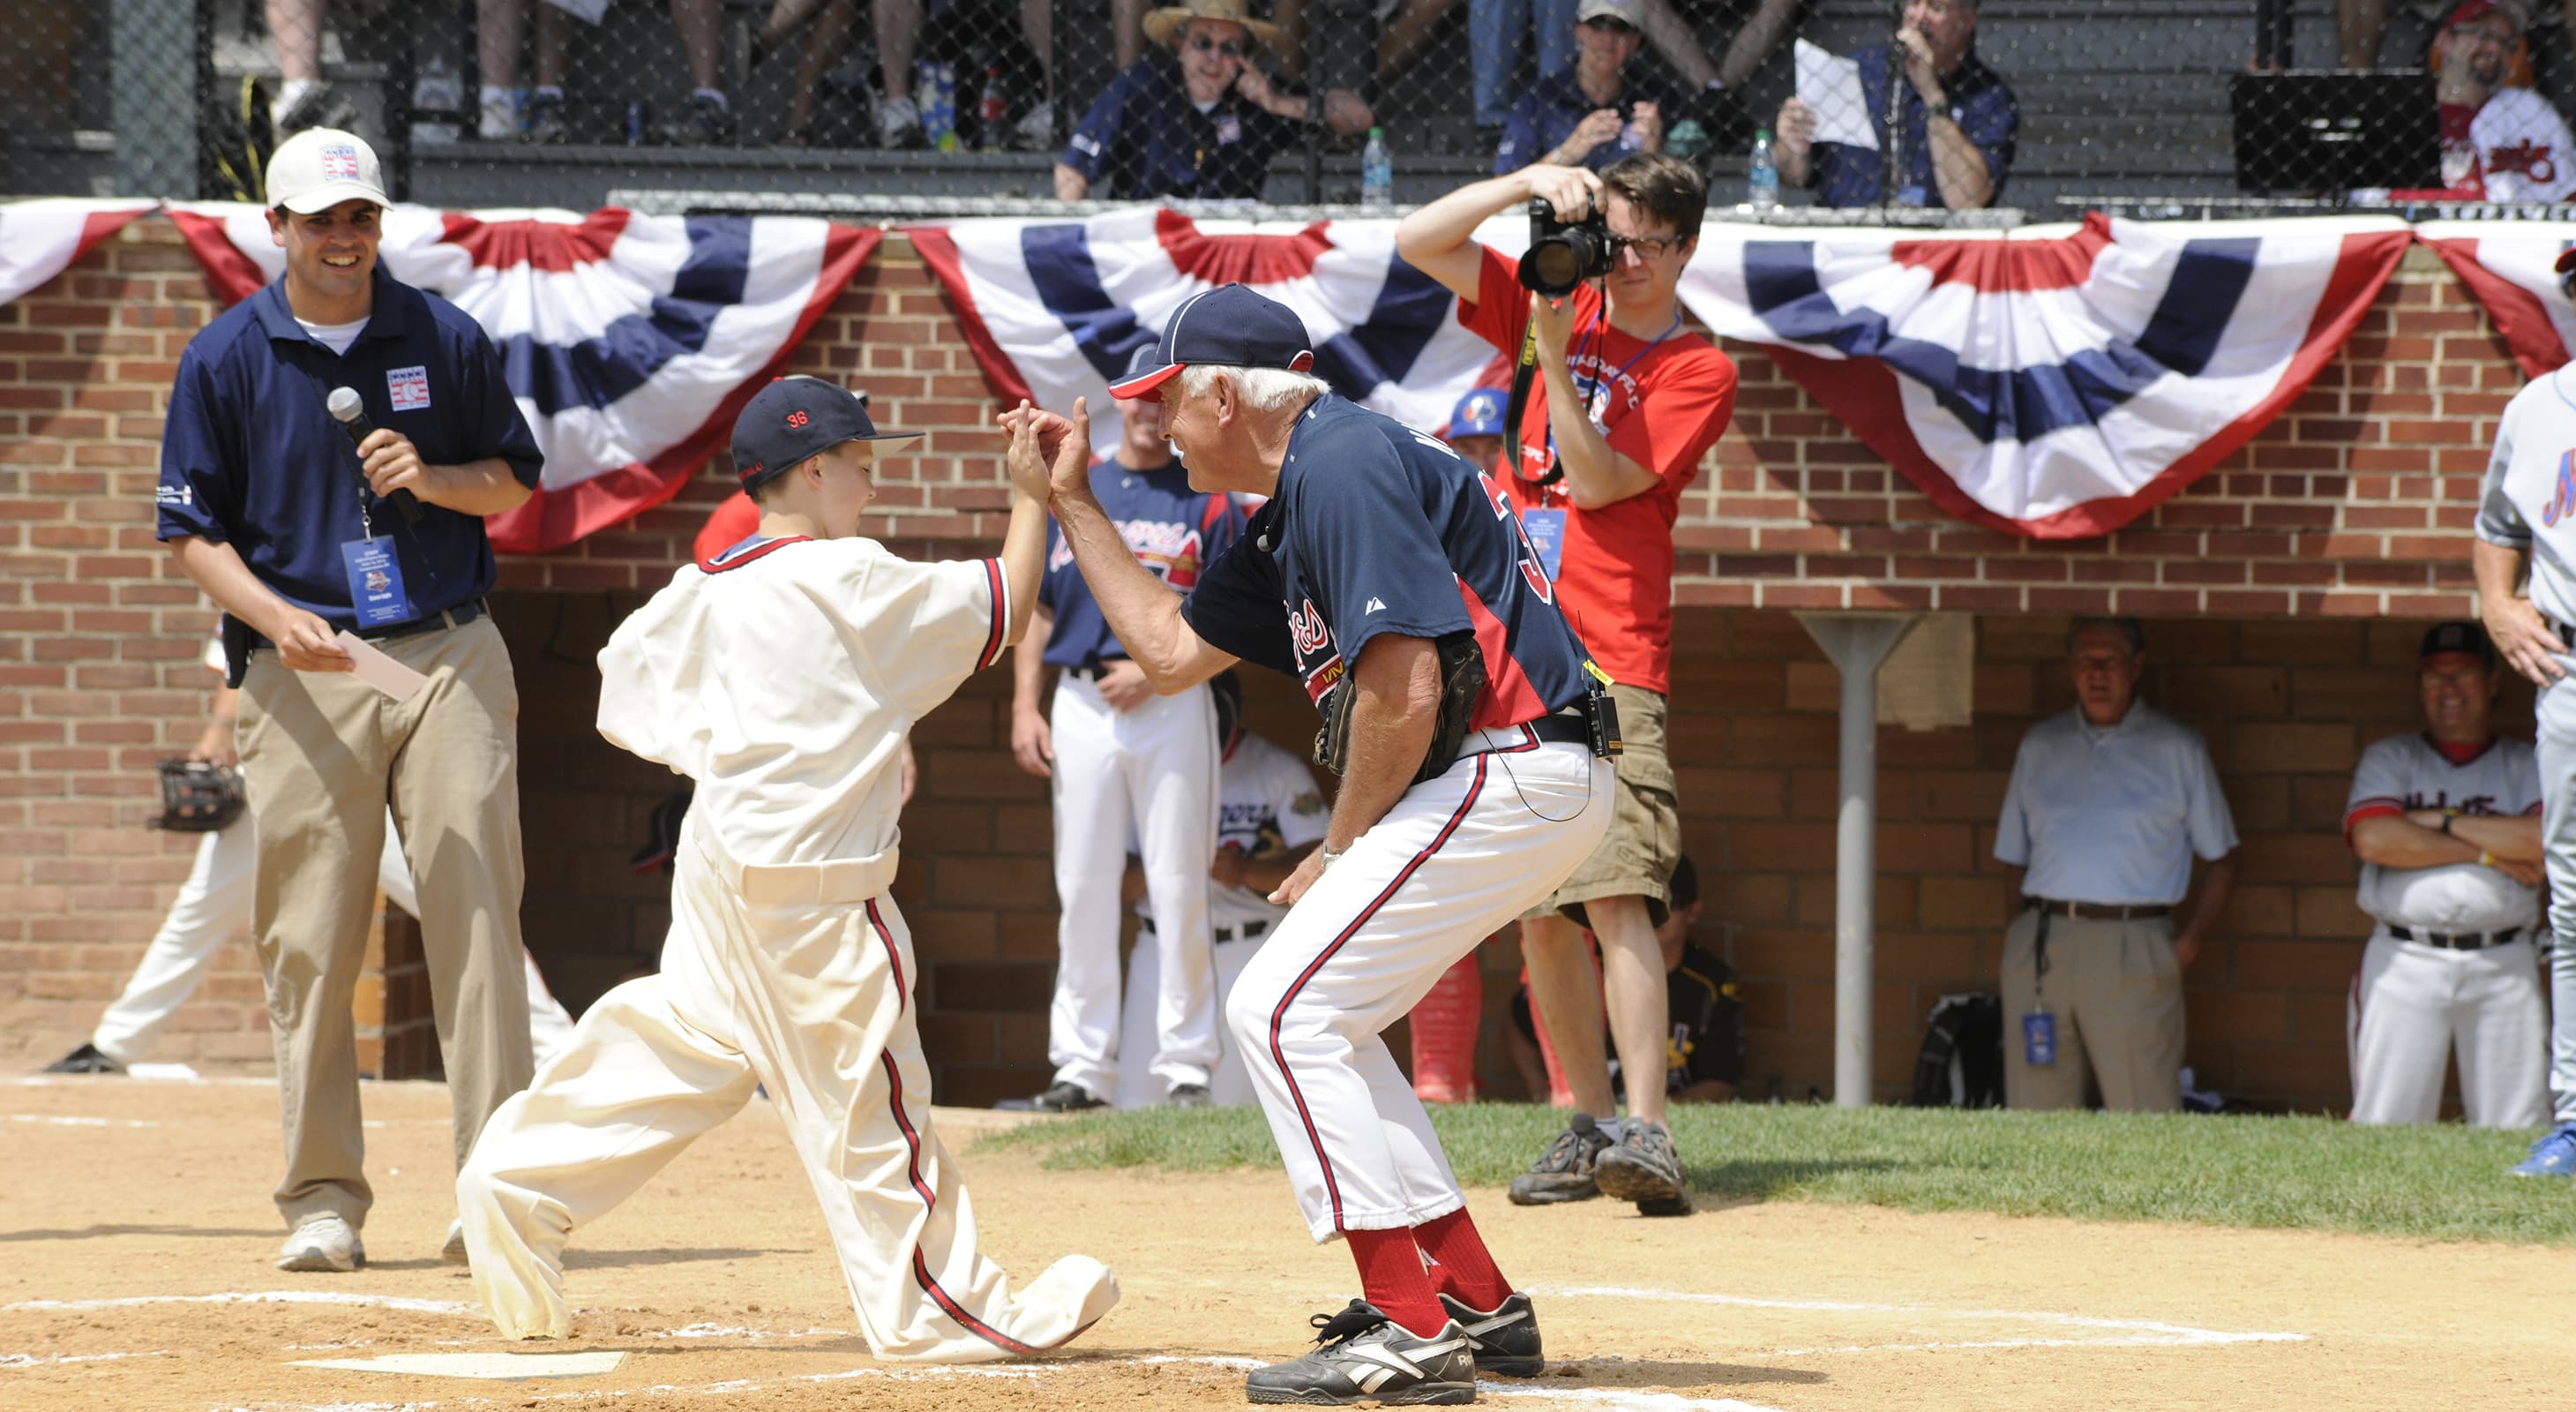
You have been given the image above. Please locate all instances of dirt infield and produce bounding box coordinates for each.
[3,1078,2565,1411]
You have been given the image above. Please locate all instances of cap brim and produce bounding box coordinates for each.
[849,428,924,441]
[2555,246,2576,274]
[275,182,391,214]
[1109,361,1185,399]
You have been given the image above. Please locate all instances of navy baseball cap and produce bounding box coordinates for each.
[2420,620,2498,667]
[1446,387,1508,439]
[1110,285,1317,399]
[730,377,917,493]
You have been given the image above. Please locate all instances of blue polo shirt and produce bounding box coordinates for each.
[1060,58,1305,200]
[156,268,542,666]
[1811,44,2017,208]
[1038,456,1242,669]
[1492,71,1686,175]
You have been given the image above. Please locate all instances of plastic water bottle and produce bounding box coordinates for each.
[1748,128,1779,213]
[1360,126,1393,207]
[976,64,1009,150]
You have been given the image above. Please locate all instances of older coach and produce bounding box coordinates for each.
[156,129,541,1272]
[1992,618,2238,1112]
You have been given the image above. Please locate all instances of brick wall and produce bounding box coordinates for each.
[0,220,2528,1112]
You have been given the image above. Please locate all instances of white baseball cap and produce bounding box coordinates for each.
[1576,0,1642,26]
[265,128,391,214]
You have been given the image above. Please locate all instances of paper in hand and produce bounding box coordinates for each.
[333,630,432,702]
[1794,39,1879,151]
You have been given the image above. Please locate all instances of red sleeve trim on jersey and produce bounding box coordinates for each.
[2527,801,2547,816]
[975,558,1007,671]
[2342,799,2405,840]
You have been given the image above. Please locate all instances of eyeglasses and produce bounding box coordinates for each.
[1617,234,1684,259]
[1188,34,1249,57]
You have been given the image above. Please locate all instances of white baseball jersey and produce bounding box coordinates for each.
[2443,88,2576,203]
[2345,733,2544,931]
[2477,366,2576,628]
[463,534,1120,1363]
[1133,732,1329,935]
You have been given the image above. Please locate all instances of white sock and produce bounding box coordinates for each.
[1704,78,1726,92]
[477,84,517,137]
[535,85,564,99]
[273,77,318,128]
[693,86,729,109]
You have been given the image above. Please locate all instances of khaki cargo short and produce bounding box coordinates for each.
[1525,682,1680,929]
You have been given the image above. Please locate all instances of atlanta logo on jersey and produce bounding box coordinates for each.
[1123,521,1207,589]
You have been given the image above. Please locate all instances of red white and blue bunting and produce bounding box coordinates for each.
[0,199,157,307]
[2416,221,2576,378]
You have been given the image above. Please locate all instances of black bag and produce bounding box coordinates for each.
[1908,991,2004,1108]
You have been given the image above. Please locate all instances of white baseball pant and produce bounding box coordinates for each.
[1112,924,1264,1108]
[2535,665,2576,1123]
[458,822,1118,1360]
[2348,928,2549,1129]
[1230,738,1609,1242]
[90,813,573,1069]
[1047,673,1220,1094]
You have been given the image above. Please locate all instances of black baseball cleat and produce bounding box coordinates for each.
[1246,1300,1476,1405]
[44,1043,120,1074]
[1437,1290,1542,1378]
[1022,1080,1108,1113]
[1167,1082,1214,1108]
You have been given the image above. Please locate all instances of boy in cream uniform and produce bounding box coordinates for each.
[456,379,1119,1360]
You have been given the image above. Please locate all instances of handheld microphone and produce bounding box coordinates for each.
[326,387,423,524]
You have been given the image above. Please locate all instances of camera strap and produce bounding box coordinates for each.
[1501,316,1546,481]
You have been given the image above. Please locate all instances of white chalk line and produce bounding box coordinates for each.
[0,1349,173,1370]
[4,1112,435,1130]
[1532,1285,2307,1356]
[7,1291,481,1317]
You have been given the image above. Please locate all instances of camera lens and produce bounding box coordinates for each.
[1526,241,1585,297]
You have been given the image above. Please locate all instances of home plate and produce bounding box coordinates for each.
[290,1350,627,1379]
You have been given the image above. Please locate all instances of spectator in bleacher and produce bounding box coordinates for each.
[1494,0,1682,172]
[751,0,1060,149]
[1772,0,2015,210]
[481,0,738,145]
[2341,1,2574,105]
[1466,0,1793,146]
[2421,1,2576,200]
[1053,0,1373,200]
[1992,618,2238,1114]
[267,0,356,135]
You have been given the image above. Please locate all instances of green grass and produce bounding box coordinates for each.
[981,1102,2576,1245]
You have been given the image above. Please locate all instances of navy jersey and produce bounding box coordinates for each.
[1041,456,1244,669]
[1180,394,1596,729]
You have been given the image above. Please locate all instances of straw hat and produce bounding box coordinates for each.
[1143,0,1284,55]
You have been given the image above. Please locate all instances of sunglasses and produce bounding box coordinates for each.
[1188,34,1250,57]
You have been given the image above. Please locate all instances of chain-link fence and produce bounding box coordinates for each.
[8,1,2576,215]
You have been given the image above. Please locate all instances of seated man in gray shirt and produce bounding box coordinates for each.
[1992,617,2240,1113]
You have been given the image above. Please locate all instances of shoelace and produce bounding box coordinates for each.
[1307,1300,1392,1348]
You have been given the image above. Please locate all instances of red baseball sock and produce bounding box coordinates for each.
[1413,1207,1513,1312]
[1347,1227,1448,1337]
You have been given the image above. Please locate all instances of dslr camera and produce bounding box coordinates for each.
[1518,197,1622,298]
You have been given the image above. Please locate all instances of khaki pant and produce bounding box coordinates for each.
[1999,908,2183,1114]
[1532,683,1681,927]
[237,615,533,1228]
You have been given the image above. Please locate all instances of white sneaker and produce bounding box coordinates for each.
[879,95,925,149]
[441,1219,468,1265]
[276,1213,364,1273]
[1013,100,1056,151]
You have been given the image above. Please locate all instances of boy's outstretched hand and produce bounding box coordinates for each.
[999,397,1097,503]
[998,400,1058,503]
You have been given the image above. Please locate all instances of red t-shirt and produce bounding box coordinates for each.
[693,492,761,567]
[1455,247,1736,695]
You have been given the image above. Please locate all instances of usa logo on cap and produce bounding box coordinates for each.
[320,143,362,179]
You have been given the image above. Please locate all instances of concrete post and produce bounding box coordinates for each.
[1798,612,1922,1108]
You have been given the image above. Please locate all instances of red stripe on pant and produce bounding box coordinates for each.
[1265,756,1491,1233]
[865,900,1047,1357]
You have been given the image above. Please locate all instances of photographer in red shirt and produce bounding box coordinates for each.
[1397,152,1735,1214]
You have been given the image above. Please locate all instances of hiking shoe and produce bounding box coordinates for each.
[879,94,926,149]
[441,1219,468,1265]
[1437,1289,1541,1378]
[45,1042,120,1074]
[1592,1117,1687,1210]
[1245,1299,1475,1405]
[2512,1121,2576,1177]
[1506,1113,1610,1205]
[275,1214,363,1273]
[523,90,569,145]
[1026,1080,1107,1113]
[1167,1082,1214,1108]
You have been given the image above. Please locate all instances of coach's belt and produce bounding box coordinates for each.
[1455,714,1591,761]
[2388,924,2523,950]
[1060,660,1126,681]
[2554,620,2576,650]
[359,597,488,643]
[2025,898,2173,921]
[1141,917,1269,943]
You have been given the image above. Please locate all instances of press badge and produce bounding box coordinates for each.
[2022,1007,2057,1068]
[1520,507,1567,582]
[341,537,414,628]
[1216,113,1243,146]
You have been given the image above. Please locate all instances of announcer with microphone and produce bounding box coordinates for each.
[1771,0,2016,210]
[156,127,542,1274]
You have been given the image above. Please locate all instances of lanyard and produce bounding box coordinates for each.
[1531,307,1682,499]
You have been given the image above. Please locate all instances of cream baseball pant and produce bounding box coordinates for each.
[1047,673,1221,1095]
[89,812,573,1070]
[237,617,534,1229]
[457,823,1119,1361]
[2348,927,2548,1129]
[2000,908,2185,1114]
[1230,737,1610,1243]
